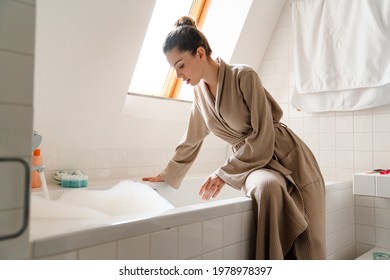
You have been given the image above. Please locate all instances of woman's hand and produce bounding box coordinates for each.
[199,175,225,200]
[142,175,164,182]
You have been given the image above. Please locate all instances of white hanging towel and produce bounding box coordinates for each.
[291,0,390,112]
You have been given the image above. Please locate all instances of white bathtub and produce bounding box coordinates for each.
[29,177,353,260]
[30,176,254,259]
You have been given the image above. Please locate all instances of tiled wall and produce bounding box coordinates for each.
[354,196,390,256]
[0,0,35,259]
[259,1,390,257]
[42,147,227,185]
[35,210,256,260]
[325,183,355,259]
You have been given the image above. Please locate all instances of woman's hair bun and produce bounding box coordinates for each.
[174,16,197,28]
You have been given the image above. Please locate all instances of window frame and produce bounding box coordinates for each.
[162,0,212,98]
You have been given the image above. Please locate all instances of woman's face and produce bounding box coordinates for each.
[165,47,205,86]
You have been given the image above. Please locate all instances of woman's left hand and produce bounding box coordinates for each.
[199,175,226,200]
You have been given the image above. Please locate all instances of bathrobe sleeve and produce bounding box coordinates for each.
[215,70,277,190]
[159,102,210,188]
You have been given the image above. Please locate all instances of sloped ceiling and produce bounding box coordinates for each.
[231,0,286,71]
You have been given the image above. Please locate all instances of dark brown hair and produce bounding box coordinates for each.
[163,16,212,57]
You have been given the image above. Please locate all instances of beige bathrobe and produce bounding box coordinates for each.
[160,59,326,260]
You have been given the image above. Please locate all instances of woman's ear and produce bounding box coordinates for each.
[197,47,206,60]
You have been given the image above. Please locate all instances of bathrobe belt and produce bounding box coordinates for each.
[232,122,292,177]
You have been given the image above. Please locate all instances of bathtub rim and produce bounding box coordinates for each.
[29,177,353,259]
[31,196,252,258]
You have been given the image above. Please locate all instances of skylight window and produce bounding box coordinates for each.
[128,0,252,102]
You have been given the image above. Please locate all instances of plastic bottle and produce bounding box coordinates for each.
[31,149,43,188]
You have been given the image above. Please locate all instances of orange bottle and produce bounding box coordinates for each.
[31,149,43,188]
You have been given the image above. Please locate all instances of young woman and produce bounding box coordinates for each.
[143,16,326,260]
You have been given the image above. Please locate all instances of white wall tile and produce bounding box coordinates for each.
[241,211,255,240]
[273,42,289,58]
[355,195,374,207]
[43,148,59,171]
[335,151,353,168]
[375,208,390,229]
[355,206,375,226]
[274,72,289,88]
[354,152,373,170]
[260,74,275,89]
[142,149,161,166]
[275,57,289,73]
[354,133,373,151]
[335,133,353,151]
[288,118,304,135]
[354,115,372,133]
[95,168,112,180]
[111,168,128,179]
[327,243,355,260]
[373,151,390,168]
[326,188,354,213]
[272,87,289,103]
[335,168,354,181]
[178,223,202,260]
[127,149,142,167]
[78,242,117,260]
[118,234,150,260]
[319,117,335,133]
[355,243,374,259]
[319,134,335,151]
[262,47,275,60]
[39,251,78,260]
[355,224,375,245]
[375,228,390,249]
[202,249,223,260]
[259,59,275,75]
[112,150,128,168]
[0,52,34,105]
[373,114,390,132]
[319,151,335,168]
[373,133,390,151]
[0,104,33,157]
[335,116,353,133]
[303,117,319,134]
[0,0,35,54]
[326,207,354,234]
[151,228,178,260]
[0,230,29,259]
[223,243,242,260]
[77,150,96,169]
[0,161,26,210]
[58,150,78,170]
[223,214,242,246]
[96,150,112,169]
[375,197,390,210]
[271,27,289,44]
[127,167,142,178]
[203,218,223,253]
[326,225,355,256]
[0,209,24,238]
[303,133,318,151]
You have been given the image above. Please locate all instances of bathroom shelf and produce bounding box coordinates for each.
[353,173,390,198]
